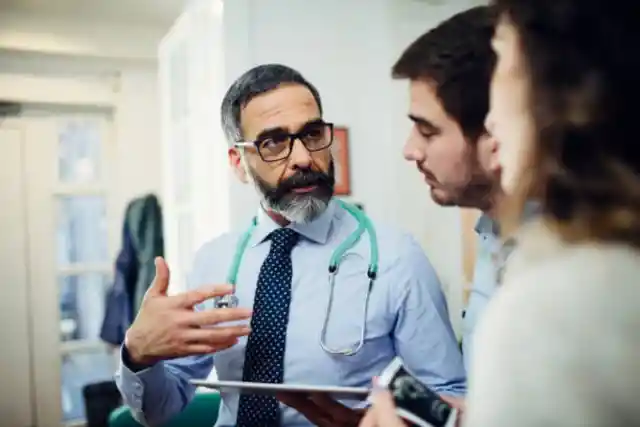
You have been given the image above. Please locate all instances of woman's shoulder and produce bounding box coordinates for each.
[468,219,640,426]
[503,217,640,296]
[477,216,640,363]
[475,216,640,380]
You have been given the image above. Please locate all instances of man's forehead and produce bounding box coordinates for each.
[409,80,444,114]
[241,84,320,136]
[408,79,457,130]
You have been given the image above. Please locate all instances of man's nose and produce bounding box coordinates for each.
[403,132,425,162]
[288,138,313,168]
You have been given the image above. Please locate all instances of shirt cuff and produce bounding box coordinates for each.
[117,345,166,411]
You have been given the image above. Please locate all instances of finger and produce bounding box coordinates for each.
[183,325,251,343]
[359,408,378,427]
[370,390,406,427]
[309,393,362,424]
[440,395,466,412]
[148,257,170,297]
[174,284,235,307]
[184,338,239,355]
[190,307,253,326]
[277,394,334,426]
[440,395,465,427]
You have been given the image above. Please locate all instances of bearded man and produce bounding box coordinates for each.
[116,64,465,427]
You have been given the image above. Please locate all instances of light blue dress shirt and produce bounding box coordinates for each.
[116,200,466,427]
[461,204,539,371]
[461,214,500,372]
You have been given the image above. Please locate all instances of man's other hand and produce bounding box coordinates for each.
[277,392,365,427]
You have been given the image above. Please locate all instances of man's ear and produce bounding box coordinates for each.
[478,132,501,174]
[229,147,249,183]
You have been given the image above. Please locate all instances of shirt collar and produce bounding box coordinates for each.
[475,213,500,236]
[249,199,337,247]
[474,201,541,237]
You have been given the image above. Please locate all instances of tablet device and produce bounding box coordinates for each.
[373,357,459,427]
[191,380,370,401]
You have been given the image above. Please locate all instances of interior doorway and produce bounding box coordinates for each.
[0,105,118,427]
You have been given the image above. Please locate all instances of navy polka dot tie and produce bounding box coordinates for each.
[236,228,300,427]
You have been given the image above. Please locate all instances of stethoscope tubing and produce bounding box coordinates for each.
[218,201,380,356]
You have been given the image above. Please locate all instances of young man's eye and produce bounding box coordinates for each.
[418,127,437,140]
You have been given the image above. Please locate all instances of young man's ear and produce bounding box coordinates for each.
[478,132,501,174]
[229,147,249,183]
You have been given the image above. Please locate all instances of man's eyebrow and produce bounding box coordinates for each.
[254,118,324,141]
[255,126,287,141]
[408,114,438,132]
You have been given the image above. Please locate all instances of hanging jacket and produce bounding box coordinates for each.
[100,194,164,346]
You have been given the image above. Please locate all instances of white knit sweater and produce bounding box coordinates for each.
[463,218,640,427]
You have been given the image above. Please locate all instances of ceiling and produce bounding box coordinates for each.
[0,0,187,27]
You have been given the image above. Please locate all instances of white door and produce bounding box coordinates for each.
[0,109,117,427]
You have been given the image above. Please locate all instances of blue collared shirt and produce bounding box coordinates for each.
[116,200,466,427]
[461,204,539,371]
[461,214,501,372]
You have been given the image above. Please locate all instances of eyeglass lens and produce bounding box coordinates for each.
[257,122,333,161]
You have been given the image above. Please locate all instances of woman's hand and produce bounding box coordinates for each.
[359,380,465,427]
[359,389,407,427]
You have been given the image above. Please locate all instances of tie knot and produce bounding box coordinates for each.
[269,228,299,253]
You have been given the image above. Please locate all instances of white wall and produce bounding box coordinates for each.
[221,0,483,334]
[112,65,163,220]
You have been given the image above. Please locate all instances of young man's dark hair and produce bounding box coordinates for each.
[392,5,497,141]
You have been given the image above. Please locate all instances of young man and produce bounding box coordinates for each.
[360,7,501,427]
[391,6,502,371]
[116,64,465,427]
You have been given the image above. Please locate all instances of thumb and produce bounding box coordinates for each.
[149,256,170,296]
[370,389,405,427]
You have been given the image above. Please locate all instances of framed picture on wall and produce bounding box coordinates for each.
[332,126,351,195]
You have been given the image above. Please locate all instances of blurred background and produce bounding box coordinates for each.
[0,0,482,426]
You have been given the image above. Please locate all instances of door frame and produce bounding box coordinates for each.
[0,119,36,427]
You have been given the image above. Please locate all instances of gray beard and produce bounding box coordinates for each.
[262,195,329,224]
[244,157,335,224]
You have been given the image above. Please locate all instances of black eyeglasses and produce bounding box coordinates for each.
[235,121,334,162]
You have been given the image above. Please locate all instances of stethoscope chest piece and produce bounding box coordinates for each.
[214,294,239,309]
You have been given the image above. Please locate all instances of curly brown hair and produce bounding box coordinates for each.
[494,0,640,247]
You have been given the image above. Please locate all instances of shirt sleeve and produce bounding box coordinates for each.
[115,245,217,426]
[116,350,214,426]
[392,236,467,396]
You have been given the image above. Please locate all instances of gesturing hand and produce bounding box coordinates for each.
[124,257,252,366]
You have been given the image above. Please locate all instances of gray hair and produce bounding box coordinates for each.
[220,64,323,144]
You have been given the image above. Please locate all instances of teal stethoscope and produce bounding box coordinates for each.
[214,200,379,356]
